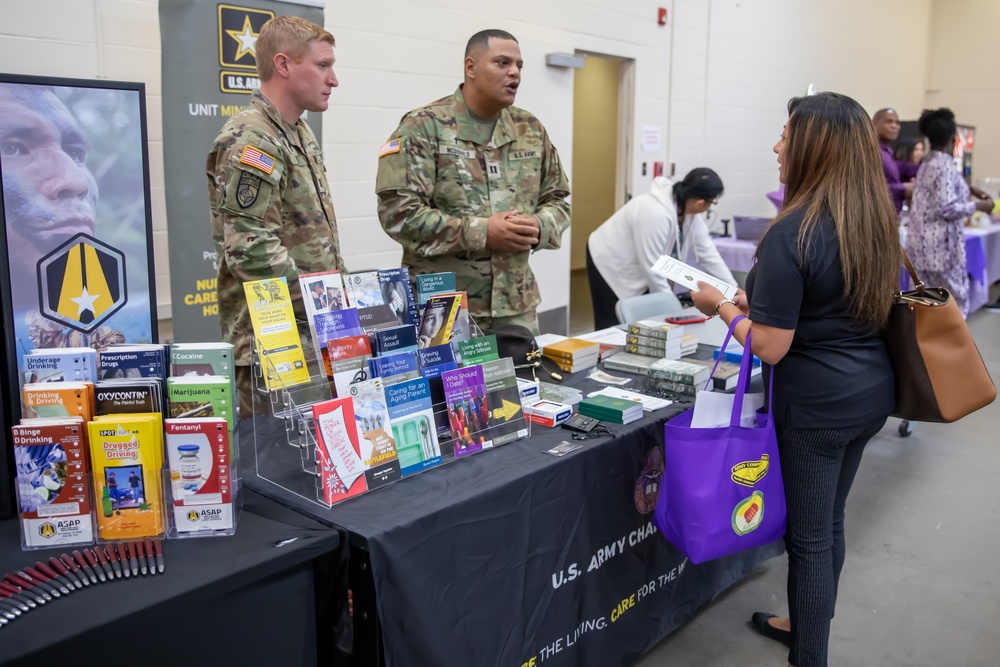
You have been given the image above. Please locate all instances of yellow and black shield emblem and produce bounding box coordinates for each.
[237,171,261,208]
[36,233,127,333]
[39,523,56,539]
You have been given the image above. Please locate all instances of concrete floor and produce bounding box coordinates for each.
[632,306,1000,667]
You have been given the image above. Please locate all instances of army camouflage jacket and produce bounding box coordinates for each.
[375,86,570,319]
[207,91,343,366]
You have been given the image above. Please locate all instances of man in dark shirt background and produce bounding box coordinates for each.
[107,472,119,505]
[128,471,141,502]
[874,108,911,212]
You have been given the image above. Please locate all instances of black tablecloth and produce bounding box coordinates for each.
[0,489,343,667]
[243,361,783,667]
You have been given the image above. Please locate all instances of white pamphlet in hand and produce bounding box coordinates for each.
[651,255,738,299]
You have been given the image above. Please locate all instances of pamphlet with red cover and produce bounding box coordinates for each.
[312,398,369,504]
[14,417,93,548]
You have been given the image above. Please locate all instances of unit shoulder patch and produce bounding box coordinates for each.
[236,171,262,208]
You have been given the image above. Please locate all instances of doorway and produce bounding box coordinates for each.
[569,52,634,335]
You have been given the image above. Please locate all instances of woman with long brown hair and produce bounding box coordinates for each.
[691,92,898,666]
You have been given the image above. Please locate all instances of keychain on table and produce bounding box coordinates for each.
[571,424,615,441]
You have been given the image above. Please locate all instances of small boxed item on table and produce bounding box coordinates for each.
[516,377,540,404]
[524,400,573,427]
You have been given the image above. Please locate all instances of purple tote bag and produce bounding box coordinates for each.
[654,316,786,564]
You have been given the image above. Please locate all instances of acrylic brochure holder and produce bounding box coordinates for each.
[246,319,530,510]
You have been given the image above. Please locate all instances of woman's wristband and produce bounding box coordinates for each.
[715,298,737,316]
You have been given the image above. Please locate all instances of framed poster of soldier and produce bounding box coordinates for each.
[0,73,158,517]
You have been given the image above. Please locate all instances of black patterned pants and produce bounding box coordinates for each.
[777,416,887,667]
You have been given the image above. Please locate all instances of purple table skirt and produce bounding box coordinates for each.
[900,223,1000,313]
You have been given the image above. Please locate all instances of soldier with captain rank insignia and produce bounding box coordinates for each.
[375,29,571,334]
[206,15,344,415]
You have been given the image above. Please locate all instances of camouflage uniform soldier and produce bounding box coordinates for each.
[207,16,343,416]
[376,29,570,334]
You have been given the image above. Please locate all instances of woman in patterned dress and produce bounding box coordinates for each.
[906,108,994,318]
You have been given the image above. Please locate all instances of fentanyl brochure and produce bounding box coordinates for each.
[650,256,738,299]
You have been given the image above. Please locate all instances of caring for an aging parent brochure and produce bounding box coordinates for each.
[650,256,738,299]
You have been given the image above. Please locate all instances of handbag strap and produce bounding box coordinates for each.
[701,314,771,427]
[899,245,925,291]
[730,328,757,427]
[702,314,746,391]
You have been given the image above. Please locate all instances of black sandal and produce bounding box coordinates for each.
[750,612,792,648]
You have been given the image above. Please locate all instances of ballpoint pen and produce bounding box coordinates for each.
[0,590,23,616]
[21,566,65,597]
[117,543,131,579]
[50,557,84,589]
[72,550,99,584]
[60,554,90,587]
[103,545,123,579]
[153,537,165,574]
[0,591,21,618]
[36,560,74,592]
[13,571,56,600]
[82,549,106,583]
[143,537,156,575]
[134,540,148,576]
[92,547,115,581]
[126,541,139,577]
[4,574,47,604]
[0,581,35,609]
[0,602,20,621]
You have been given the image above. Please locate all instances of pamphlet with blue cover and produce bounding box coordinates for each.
[384,377,442,476]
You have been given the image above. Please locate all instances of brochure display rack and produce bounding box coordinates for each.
[247,320,530,510]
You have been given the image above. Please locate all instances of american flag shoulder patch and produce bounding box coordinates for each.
[378,139,401,158]
[240,145,276,175]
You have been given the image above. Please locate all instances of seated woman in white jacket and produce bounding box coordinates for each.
[586,169,737,329]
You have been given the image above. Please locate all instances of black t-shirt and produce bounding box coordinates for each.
[746,208,894,428]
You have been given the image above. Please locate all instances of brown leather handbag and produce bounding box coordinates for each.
[885,250,996,422]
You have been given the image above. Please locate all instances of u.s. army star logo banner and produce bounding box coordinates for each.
[237,171,262,208]
[36,233,127,333]
[218,4,273,93]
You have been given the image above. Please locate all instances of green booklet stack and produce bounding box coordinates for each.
[578,394,644,425]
